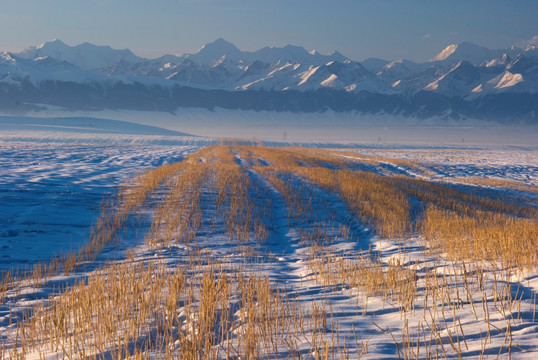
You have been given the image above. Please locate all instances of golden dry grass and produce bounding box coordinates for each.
[241,146,537,271]
[2,145,536,359]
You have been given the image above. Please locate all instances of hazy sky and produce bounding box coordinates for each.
[1,0,537,61]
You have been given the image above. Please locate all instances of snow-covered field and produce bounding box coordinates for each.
[0,116,207,272]
[341,148,538,186]
[0,141,201,272]
[0,114,536,359]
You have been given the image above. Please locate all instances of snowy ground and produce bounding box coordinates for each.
[344,148,538,184]
[0,116,206,272]
[0,141,202,272]
[0,114,536,359]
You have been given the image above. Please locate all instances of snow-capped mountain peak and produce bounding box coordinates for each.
[331,50,346,59]
[485,53,510,67]
[0,38,537,121]
[0,52,17,63]
[429,41,522,66]
[187,38,243,65]
[17,39,143,70]
[37,39,68,50]
[181,39,349,68]
[430,44,458,62]
[200,38,239,52]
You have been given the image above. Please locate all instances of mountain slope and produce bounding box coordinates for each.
[0,52,106,84]
[17,39,144,70]
[1,39,537,122]
[429,41,515,65]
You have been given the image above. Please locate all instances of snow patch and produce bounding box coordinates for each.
[494,71,524,89]
[320,73,338,87]
[430,44,457,61]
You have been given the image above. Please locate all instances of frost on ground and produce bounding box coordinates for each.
[0,123,537,358]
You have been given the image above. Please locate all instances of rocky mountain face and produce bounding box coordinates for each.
[1,38,537,122]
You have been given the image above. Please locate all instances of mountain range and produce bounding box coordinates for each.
[1,38,537,122]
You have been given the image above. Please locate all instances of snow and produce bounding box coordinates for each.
[376,59,429,89]
[320,73,338,87]
[360,57,390,74]
[341,148,538,186]
[186,38,243,65]
[430,44,458,62]
[429,41,515,66]
[485,53,510,67]
[424,79,439,90]
[471,84,483,93]
[180,38,347,69]
[423,61,490,96]
[2,38,537,104]
[468,71,533,95]
[0,116,205,272]
[0,51,108,85]
[0,114,536,358]
[494,71,524,89]
[0,141,200,272]
[297,65,320,86]
[0,113,535,273]
[17,39,143,70]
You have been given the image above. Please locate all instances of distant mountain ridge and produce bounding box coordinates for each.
[1,38,537,122]
[17,39,144,70]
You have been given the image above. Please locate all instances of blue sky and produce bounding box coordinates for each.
[1,0,537,61]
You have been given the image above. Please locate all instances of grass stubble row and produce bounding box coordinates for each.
[241,146,538,359]
[244,146,537,270]
[2,146,348,359]
[1,145,537,359]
